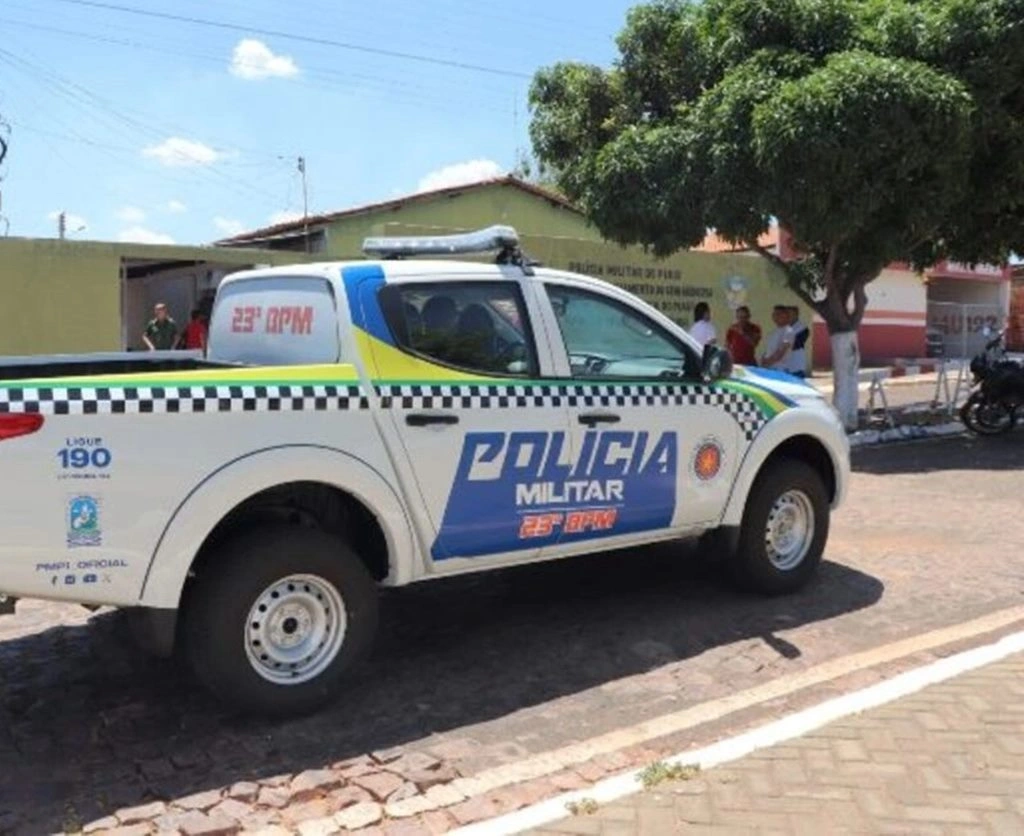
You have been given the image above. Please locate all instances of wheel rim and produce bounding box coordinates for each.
[977,402,1013,430]
[765,489,815,571]
[244,574,347,685]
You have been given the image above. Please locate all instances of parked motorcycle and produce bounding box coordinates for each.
[959,328,1024,434]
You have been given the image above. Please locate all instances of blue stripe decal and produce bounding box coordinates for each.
[340,263,393,345]
[732,366,811,396]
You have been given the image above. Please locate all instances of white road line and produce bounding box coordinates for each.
[452,628,1024,835]
[446,605,1024,800]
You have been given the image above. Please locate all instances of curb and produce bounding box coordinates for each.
[454,629,1024,835]
[848,421,965,448]
[812,372,940,394]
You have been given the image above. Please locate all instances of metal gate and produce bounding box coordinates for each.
[1009,282,1024,352]
[926,301,1005,359]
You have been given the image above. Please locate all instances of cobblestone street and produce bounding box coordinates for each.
[0,434,1022,834]
[533,652,1024,835]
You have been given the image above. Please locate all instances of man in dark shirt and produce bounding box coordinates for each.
[142,303,178,351]
[726,305,762,365]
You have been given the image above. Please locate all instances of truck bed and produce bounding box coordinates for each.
[0,351,234,383]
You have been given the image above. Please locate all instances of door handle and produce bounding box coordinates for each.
[405,413,459,427]
[578,413,621,428]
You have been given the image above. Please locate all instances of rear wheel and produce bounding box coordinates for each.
[727,459,829,595]
[183,526,378,717]
[960,392,1015,435]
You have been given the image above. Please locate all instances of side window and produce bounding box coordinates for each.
[379,281,538,377]
[545,285,700,380]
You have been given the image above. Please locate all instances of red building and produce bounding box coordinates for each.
[697,226,1012,367]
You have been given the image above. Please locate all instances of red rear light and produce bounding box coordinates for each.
[0,413,44,441]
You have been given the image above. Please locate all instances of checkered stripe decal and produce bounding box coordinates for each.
[377,383,770,439]
[0,384,369,415]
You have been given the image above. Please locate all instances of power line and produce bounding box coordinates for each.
[0,47,291,205]
[0,16,519,117]
[45,0,532,80]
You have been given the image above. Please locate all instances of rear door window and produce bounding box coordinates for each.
[378,281,538,377]
[209,276,340,365]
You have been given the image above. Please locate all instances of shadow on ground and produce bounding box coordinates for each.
[0,543,883,832]
[853,432,1024,476]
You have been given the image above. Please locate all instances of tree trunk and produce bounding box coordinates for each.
[830,330,860,431]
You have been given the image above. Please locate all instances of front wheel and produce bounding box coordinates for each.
[727,459,829,596]
[960,392,1015,435]
[182,526,378,717]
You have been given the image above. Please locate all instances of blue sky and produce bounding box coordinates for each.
[0,0,630,245]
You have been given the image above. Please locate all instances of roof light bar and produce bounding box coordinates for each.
[361,225,520,259]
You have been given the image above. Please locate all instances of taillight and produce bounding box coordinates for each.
[0,413,44,441]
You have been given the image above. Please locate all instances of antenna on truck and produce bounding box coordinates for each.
[361,225,540,275]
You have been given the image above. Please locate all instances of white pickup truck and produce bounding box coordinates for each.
[0,226,849,716]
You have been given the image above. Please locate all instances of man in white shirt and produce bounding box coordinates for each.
[784,306,810,378]
[760,305,792,370]
[760,305,809,377]
[689,302,717,348]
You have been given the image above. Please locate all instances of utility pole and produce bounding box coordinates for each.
[58,210,66,240]
[297,155,309,254]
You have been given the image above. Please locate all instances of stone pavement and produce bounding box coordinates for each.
[532,653,1024,835]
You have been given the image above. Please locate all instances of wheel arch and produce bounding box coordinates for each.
[138,445,420,611]
[720,419,844,529]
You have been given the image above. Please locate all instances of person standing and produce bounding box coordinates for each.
[142,303,178,351]
[689,302,717,348]
[180,309,208,355]
[725,305,762,365]
[784,306,810,378]
[760,305,793,370]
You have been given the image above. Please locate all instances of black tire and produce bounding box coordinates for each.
[182,526,378,717]
[727,458,829,596]
[960,392,1015,435]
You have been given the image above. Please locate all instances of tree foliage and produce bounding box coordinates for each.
[528,0,1024,333]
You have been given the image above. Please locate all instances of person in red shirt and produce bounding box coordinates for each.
[726,305,762,365]
[181,309,208,355]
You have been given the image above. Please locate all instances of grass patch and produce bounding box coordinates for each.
[565,798,600,816]
[638,760,701,790]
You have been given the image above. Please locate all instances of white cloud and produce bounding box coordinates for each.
[416,159,505,193]
[142,137,222,168]
[117,206,146,223]
[213,216,245,236]
[47,210,88,233]
[268,210,304,225]
[166,199,187,213]
[118,226,175,245]
[230,39,299,80]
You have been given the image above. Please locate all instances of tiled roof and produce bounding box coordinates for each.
[215,175,578,245]
[693,227,780,253]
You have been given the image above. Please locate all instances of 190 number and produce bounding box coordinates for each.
[58,448,112,469]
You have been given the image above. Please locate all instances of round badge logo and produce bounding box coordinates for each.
[692,440,723,481]
[723,275,749,311]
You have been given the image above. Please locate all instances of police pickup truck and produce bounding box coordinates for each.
[0,226,849,716]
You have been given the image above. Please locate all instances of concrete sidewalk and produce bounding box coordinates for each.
[530,653,1024,835]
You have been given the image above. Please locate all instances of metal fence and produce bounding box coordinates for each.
[926,301,1005,359]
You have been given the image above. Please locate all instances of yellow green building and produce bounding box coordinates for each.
[0,176,806,359]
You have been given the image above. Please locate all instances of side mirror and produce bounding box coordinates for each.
[702,344,733,382]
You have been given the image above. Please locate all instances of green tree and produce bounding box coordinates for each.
[528,0,1024,428]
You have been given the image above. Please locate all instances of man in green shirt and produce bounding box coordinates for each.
[142,303,179,351]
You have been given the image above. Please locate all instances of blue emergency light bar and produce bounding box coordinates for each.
[361,225,520,259]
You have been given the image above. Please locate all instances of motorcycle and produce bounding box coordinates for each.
[959,328,1024,435]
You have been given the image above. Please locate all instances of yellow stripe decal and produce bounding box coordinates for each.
[0,363,361,389]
